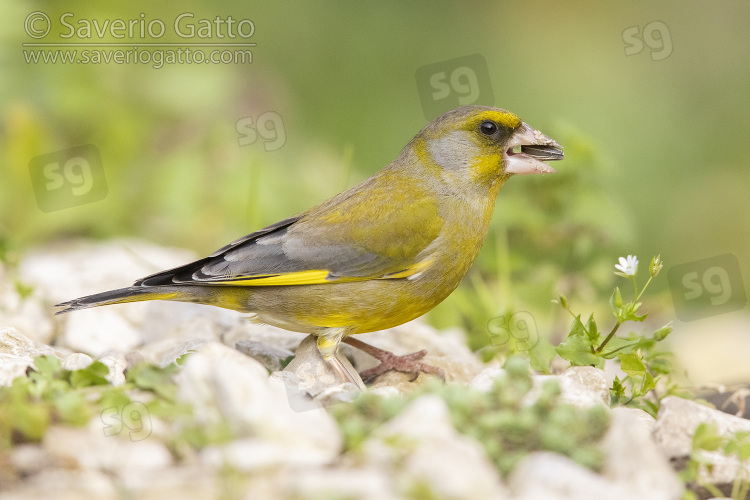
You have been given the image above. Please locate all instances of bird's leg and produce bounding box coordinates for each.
[317,330,366,390]
[343,337,445,383]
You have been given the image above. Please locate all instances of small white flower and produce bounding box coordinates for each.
[615,255,638,276]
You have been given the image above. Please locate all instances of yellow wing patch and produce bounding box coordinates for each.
[208,260,432,286]
[210,270,335,286]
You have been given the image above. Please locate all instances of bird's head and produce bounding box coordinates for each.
[411,105,563,193]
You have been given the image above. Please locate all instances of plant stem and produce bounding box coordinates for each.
[596,321,622,353]
[636,276,654,302]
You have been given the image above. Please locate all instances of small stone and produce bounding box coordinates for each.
[508,451,632,500]
[612,406,656,432]
[177,341,342,465]
[654,396,750,458]
[97,355,127,385]
[43,423,173,477]
[0,291,55,345]
[63,353,93,371]
[236,339,294,372]
[282,466,400,500]
[654,396,750,486]
[0,327,65,386]
[471,365,609,409]
[601,407,683,499]
[470,366,506,391]
[560,366,610,404]
[133,315,220,368]
[9,444,60,478]
[19,238,196,307]
[222,320,306,354]
[4,469,118,500]
[360,395,509,500]
[283,335,364,397]
[59,308,141,357]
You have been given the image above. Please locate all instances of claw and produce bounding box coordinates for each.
[343,337,445,384]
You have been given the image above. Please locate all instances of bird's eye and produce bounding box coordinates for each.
[479,120,497,136]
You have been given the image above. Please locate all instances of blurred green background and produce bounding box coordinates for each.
[2,1,749,375]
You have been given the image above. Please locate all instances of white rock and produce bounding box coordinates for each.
[471,365,609,408]
[654,396,750,456]
[0,327,65,386]
[138,301,239,344]
[2,469,118,500]
[283,335,364,397]
[43,423,172,479]
[508,451,632,500]
[19,238,196,306]
[0,291,55,345]
[282,466,400,500]
[59,308,141,357]
[222,320,306,354]
[97,355,127,385]
[361,395,509,500]
[177,341,341,467]
[235,339,294,372]
[133,314,222,367]
[200,437,340,472]
[654,395,750,485]
[601,407,683,499]
[470,366,506,391]
[63,352,93,371]
[559,366,610,405]
[9,444,60,478]
[612,405,657,432]
[112,464,219,498]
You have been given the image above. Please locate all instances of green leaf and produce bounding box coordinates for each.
[609,288,622,317]
[33,355,64,379]
[610,376,626,405]
[653,323,673,341]
[618,353,646,377]
[725,432,750,461]
[647,357,673,375]
[598,336,640,359]
[53,391,90,425]
[584,315,599,343]
[529,337,557,374]
[640,372,656,394]
[556,334,603,368]
[126,363,178,401]
[98,387,132,410]
[692,423,723,452]
[620,302,647,322]
[569,315,587,338]
[70,361,110,388]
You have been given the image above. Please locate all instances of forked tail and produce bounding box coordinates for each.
[55,286,185,315]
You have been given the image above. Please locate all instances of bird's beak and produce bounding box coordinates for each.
[504,122,564,175]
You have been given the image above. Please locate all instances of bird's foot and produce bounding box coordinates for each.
[343,337,445,384]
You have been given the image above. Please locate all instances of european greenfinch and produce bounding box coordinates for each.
[56,105,563,385]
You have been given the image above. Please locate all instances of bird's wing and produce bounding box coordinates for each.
[136,179,444,287]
